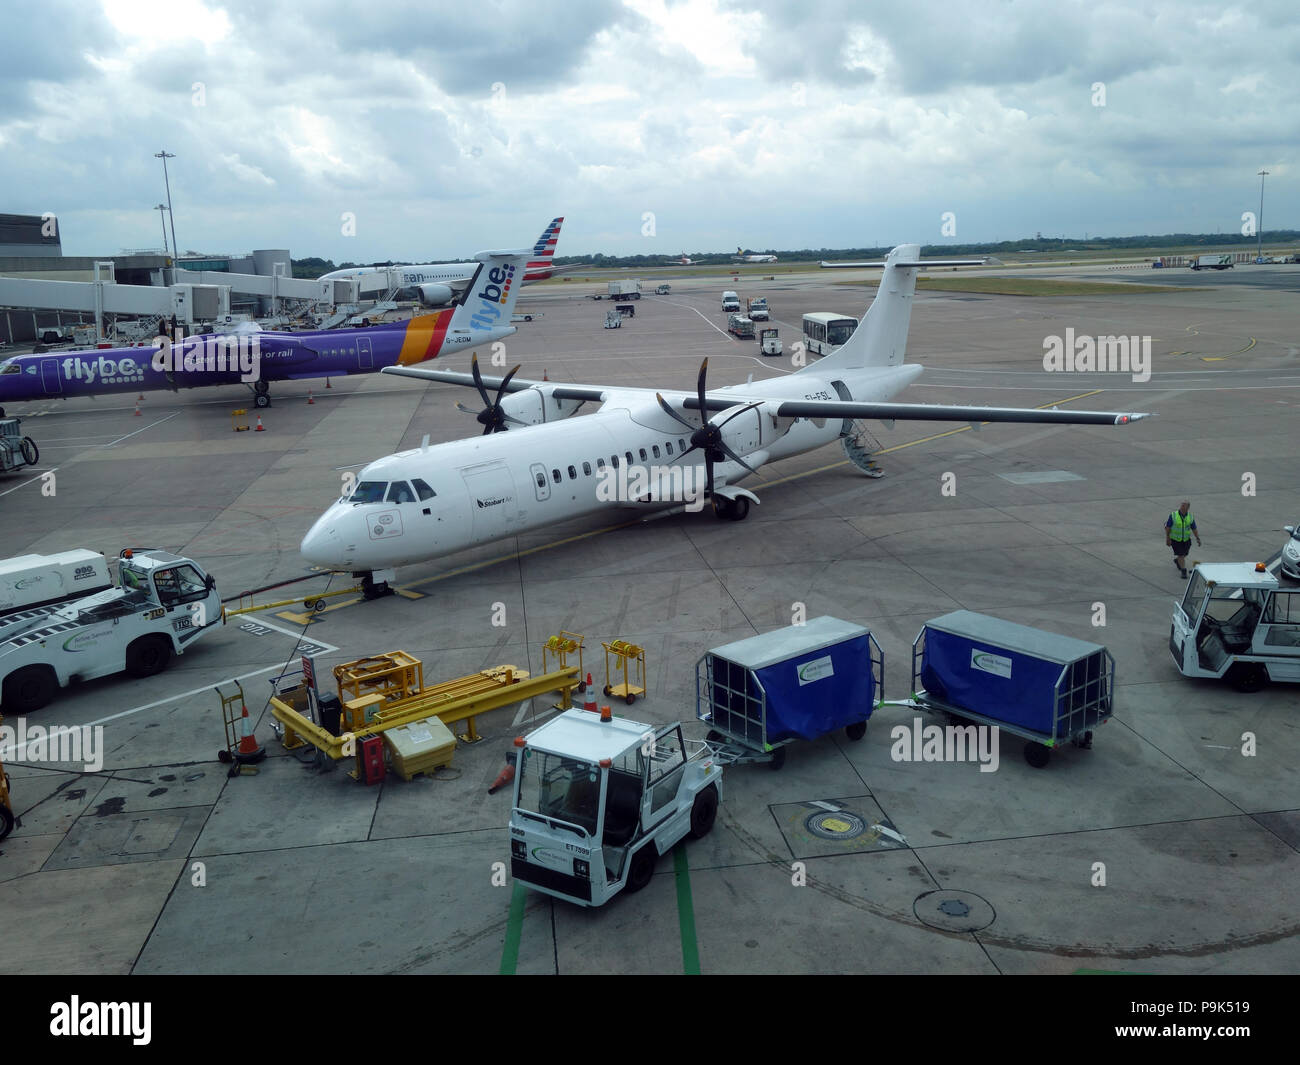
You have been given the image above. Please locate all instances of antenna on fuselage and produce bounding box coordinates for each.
[421,434,430,452]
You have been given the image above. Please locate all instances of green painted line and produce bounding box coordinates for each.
[674,846,701,975]
[499,881,527,975]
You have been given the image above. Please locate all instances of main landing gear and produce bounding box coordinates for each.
[712,496,750,521]
[249,380,272,408]
[359,573,394,600]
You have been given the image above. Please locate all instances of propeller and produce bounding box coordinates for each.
[456,352,523,434]
[656,358,761,504]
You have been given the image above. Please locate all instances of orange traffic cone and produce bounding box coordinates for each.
[543,368,548,381]
[583,674,597,714]
[307,390,314,404]
[137,393,145,401]
[254,415,265,431]
[325,378,331,389]
[133,403,141,417]
[235,704,266,764]
[488,753,517,795]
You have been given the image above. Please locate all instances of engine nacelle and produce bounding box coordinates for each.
[497,385,586,427]
[709,400,795,456]
[416,283,455,306]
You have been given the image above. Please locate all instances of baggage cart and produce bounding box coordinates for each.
[697,616,881,770]
[910,610,1114,767]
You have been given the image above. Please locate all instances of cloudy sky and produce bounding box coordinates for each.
[2,0,1296,262]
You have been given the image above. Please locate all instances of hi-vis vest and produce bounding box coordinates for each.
[1169,510,1195,541]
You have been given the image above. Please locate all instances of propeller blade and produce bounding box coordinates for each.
[494,364,521,406]
[718,442,759,476]
[656,392,696,431]
[455,401,479,415]
[716,401,762,429]
[470,353,492,408]
[696,359,709,425]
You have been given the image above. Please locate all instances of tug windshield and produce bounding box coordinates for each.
[515,749,600,838]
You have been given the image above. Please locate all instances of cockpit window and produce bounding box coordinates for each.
[412,478,436,501]
[349,481,388,503]
[0,360,19,375]
[385,481,415,503]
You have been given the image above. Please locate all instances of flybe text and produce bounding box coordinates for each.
[470,264,516,330]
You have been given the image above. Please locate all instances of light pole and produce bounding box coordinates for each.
[155,150,178,260]
[1257,169,1269,262]
[154,204,170,256]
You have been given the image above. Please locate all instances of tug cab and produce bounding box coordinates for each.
[1170,563,1300,691]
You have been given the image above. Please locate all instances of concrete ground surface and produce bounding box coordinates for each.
[1,261,1297,974]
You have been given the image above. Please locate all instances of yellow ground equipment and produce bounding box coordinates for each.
[231,408,250,432]
[0,715,13,839]
[541,632,586,707]
[602,639,647,705]
[269,650,581,778]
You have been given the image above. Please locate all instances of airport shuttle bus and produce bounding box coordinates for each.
[802,313,859,357]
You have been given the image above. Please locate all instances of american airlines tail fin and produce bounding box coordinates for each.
[449,249,530,333]
[523,217,565,280]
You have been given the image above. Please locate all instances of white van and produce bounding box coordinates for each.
[721,290,740,311]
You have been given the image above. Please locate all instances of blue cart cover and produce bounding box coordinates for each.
[920,611,1108,736]
[708,617,876,744]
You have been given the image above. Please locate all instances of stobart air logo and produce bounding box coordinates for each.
[469,263,516,330]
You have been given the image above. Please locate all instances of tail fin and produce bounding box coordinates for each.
[450,249,530,332]
[523,217,564,280]
[798,243,921,373]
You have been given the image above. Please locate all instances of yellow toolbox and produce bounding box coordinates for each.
[383,718,456,781]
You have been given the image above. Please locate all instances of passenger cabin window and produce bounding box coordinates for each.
[535,472,546,488]
[665,442,674,456]
[386,481,415,503]
[596,458,606,471]
[567,465,577,480]
[625,451,634,465]
[652,445,661,459]
[611,455,619,469]
[552,469,562,484]
[349,481,388,503]
[582,462,592,476]
[678,438,687,451]
[412,478,436,501]
[639,448,648,462]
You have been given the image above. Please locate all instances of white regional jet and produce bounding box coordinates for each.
[300,243,1150,598]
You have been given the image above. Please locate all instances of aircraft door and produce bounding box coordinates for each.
[356,337,373,370]
[529,463,550,502]
[462,461,520,544]
[41,358,62,394]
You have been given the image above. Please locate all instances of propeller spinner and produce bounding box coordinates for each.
[455,352,524,434]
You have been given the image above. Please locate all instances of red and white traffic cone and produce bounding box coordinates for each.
[133,403,141,417]
[307,390,314,404]
[583,674,597,714]
[254,415,265,431]
[235,703,266,764]
[543,368,548,381]
[488,752,518,795]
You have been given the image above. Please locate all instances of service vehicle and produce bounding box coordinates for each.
[747,297,770,321]
[509,707,721,906]
[1190,254,1234,271]
[615,303,636,318]
[655,283,671,295]
[727,313,755,338]
[0,548,223,713]
[607,280,641,300]
[759,327,782,356]
[0,417,39,474]
[1281,523,1300,582]
[721,290,740,312]
[802,312,859,356]
[1170,562,1300,691]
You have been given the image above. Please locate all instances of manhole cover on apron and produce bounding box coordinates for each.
[913,889,995,932]
[805,810,868,840]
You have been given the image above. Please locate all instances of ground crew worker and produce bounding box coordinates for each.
[1165,500,1201,579]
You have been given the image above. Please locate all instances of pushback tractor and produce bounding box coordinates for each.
[1170,563,1300,691]
[509,707,721,906]
[0,548,222,713]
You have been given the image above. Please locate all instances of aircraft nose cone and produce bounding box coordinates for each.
[300,513,342,566]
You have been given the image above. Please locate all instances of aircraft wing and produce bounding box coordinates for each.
[382,365,1150,425]
[820,258,986,268]
[380,364,607,402]
[683,396,1150,426]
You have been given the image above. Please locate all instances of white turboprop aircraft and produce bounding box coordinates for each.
[300,243,1150,598]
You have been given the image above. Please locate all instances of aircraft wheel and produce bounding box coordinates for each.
[254,393,271,409]
[728,497,750,521]
[712,498,733,520]
[2,666,58,713]
[125,635,172,678]
[254,380,270,395]
[625,845,657,893]
[361,576,391,601]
